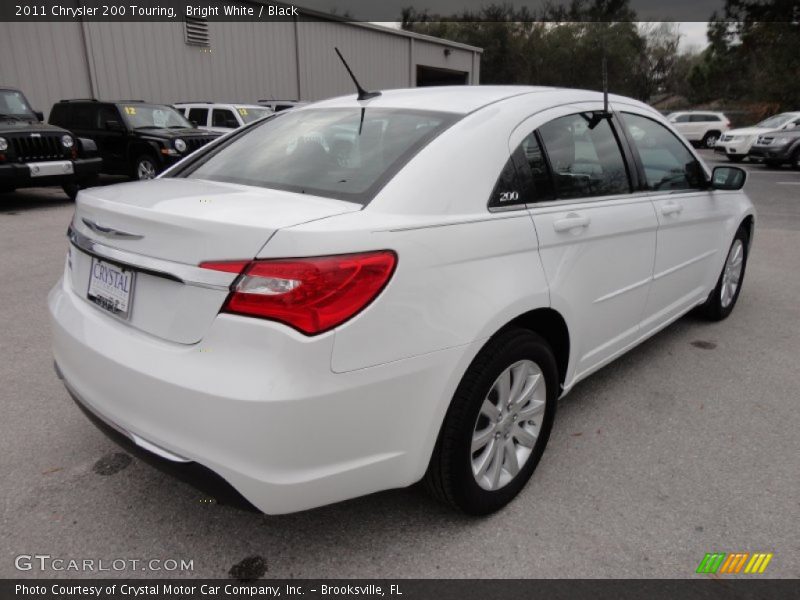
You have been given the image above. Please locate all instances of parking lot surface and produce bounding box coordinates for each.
[1,151,798,578]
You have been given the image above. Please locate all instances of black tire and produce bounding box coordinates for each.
[0,186,15,194]
[727,155,744,163]
[702,131,720,149]
[63,176,99,201]
[791,149,800,171]
[764,160,781,169]
[62,184,79,201]
[698,227,749,321]
[425,328,558,515]
[132,154,159,181]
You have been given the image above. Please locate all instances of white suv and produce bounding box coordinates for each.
[50,87,755,515]
[175,102,273,134]
[715,112,800,162]
[667,111,730,148]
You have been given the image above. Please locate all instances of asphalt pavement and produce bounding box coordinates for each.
[1,151,798,579]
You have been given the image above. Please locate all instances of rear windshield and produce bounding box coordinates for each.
[180,108,459,204]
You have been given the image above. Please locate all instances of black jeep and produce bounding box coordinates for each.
[0,87,102,200]
[49,99,220,180]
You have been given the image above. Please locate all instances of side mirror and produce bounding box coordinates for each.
[34,111,44,122]
[105,120,124,132]
[711,166,746,191]
[785,123,797,130]
[190,120,198,127]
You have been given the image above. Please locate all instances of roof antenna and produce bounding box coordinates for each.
[588,48,612,129]
[334,47,381,102]
[602,53,609,115]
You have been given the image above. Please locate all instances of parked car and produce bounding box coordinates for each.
[174,102,273,134]
[49,99,220,180]
[748,128,800,169]
[0,87,101,199]
[715,112,800,162]
[50,86,754,516]
[256,98,307,112]
[666,111,730,148]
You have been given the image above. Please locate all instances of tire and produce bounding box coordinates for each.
[764,160,781,169]
[698,227,749,321]
[425,328,558,515]
[132,154,159,180]
[63,176,99,201]
[727,155,744,163]
[62,184,79,201]
[702,131,720,149]
[791,149,800,171]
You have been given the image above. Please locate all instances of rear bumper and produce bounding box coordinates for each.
[0,157,102,188]
[48,274,475,514]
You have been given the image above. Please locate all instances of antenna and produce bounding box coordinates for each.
[602,53,609,115]
[588,48,612,129]
[334,47,381,101]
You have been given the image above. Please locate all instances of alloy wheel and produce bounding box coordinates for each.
[137,159,157,180]
[471,359,546,491]
[721,239,744,308]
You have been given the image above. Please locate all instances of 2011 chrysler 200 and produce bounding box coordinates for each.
[49,87,754,515]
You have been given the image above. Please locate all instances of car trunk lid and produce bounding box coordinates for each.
[68,178,361,343]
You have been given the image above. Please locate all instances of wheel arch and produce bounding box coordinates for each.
[499,307,571,389]
[740,214,755,250]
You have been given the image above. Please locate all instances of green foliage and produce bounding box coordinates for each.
[402,0,799,110]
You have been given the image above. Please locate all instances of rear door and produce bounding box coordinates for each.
[618,110,733,331]
[512,105,659,383]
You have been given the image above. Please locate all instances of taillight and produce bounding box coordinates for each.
[200,251,397,335]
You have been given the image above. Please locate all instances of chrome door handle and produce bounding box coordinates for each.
[661,201,684,216]
[553,213,591,232]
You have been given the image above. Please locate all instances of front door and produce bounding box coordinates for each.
[618,111,732,332]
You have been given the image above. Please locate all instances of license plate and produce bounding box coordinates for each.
[28,160,74,177]
[87,257,136,320]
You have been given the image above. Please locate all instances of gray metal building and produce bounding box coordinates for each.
[0,5,482,117]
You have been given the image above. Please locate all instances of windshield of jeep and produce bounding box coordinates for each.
[119,104,194,130]
[0,90,36,120]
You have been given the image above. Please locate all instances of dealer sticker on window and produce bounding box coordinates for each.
[87,257,136,320]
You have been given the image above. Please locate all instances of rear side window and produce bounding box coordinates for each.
[212,109,238,128]
[621,113,706,191]
[538,113,631,200]
[49,104,70,127]
[673,114,691,123]
[183,108,459,204]
[187,108,209,125]
[72,104,97,129]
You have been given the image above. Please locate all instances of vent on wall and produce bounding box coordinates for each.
[184,16,210,47]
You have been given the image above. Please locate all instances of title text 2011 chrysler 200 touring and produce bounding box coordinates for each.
[49,86,754,515]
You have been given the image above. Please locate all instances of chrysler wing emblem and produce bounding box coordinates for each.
[82,218,144,240]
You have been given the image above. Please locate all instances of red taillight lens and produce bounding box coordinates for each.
[201,251,397,335]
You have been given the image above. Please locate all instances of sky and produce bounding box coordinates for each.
[676,22,710,53]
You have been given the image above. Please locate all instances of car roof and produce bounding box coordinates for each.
[175,102,267,108]
[305,86,652,116]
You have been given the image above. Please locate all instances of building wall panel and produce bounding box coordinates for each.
[297,20,411,101]
[0,20,93,115]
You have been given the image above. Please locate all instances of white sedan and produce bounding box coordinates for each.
[49,86,755,515]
